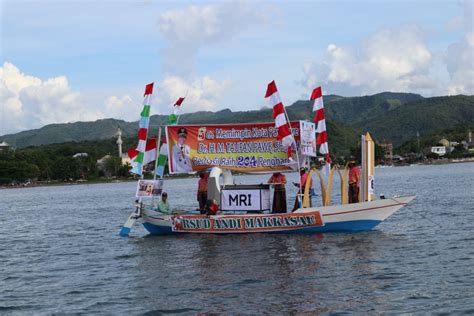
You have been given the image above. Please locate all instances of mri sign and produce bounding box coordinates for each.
[221,188,270,211]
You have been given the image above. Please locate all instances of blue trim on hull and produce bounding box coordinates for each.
[143,222,174,235]
[142,219,382,235]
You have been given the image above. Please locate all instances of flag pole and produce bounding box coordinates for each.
[153,128,162,181]
[151,127,162,209]
[120,82,154,236]
[281,106,303,208]
[176,90,188,125]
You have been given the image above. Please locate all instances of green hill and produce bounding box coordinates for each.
[1,119,136,148]
[357,95,474,146]
[1,92,472,151]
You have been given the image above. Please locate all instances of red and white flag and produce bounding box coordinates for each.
[265,81,294,152]
[128,136,157,166]
[310,86,331,170]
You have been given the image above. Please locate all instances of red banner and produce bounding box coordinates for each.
[171,211,324,233]
[166,122,300,173]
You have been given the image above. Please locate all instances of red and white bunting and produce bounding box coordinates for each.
[310,86,331,167]
[265,81,294,149]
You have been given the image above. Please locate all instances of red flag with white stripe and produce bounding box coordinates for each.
[128,137,157,165]
[265,81,294,149]
[310,86,331,170]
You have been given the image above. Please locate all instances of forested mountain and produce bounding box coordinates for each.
[357,95,474,146]
[1,93,473,150]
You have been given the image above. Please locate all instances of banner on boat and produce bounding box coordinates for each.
[221,184,270,212]
[299,121,316,157]
[171,211,324,233]
[135,179,164,197]
[166,122,300,173]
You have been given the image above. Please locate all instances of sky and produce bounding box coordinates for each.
[0,0,473,135]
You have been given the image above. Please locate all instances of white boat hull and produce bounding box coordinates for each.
[140,196,415,235]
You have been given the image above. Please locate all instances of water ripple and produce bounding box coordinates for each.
[0,163,473,313]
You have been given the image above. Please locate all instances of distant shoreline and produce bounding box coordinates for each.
[0,173,200,190]
[2,158,473,190]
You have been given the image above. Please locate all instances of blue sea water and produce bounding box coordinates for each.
[0,163,473,314]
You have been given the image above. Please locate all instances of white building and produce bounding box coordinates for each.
[431,146,446,156]
[73,153,88,158]
[0,141,11,152]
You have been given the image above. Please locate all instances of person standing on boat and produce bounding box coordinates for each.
[197,171,209,214]
[171,127,193,173]
[268,172,287,213]
[293,168,312,211]
[156,192,171,214]
[348,160,360,203]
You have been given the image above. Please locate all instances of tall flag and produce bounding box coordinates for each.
[310,86,331,172]
[155,97,185,177]
[130,82,154,175]
[168,97,185,125]
[265,81,294,154]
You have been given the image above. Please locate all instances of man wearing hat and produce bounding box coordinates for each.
[171,127,193,173]
[348,159,360,203]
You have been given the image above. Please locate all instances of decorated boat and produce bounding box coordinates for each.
[119,82,415,236]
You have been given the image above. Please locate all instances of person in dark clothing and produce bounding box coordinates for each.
[268,172,287,213]
[197,172,209,214]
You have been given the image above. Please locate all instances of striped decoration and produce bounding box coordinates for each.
[168,97,185,125]
[311,86,331,167]
[130,82,154,175]
[265,81,294,148]
[156,96,185,176]
[156,139,168,177]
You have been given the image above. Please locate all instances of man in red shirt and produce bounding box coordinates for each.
[348,160,360,203]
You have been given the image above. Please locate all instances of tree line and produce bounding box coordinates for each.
[0,139,131,185]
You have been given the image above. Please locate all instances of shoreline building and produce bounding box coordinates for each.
[0,141,11,152]
[378,142,393,163]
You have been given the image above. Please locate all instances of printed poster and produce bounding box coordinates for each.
[299,120,316,157]
[166,122,300,174]
[135,179,164,197]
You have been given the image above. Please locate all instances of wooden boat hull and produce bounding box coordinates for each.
[141,195,415,235]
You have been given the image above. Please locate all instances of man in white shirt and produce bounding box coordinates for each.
[171,127,193,173]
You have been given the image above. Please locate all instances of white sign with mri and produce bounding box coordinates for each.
[221,188,270,211]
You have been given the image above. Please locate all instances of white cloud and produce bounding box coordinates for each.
[300,26,440,96]
[444,0,474,95]
[158,1,269,76]
[155,1,265,115]
[0,62,233,135]
[300,1,474,96]
[0,62,106,134]
[157,76,231,113]
[104,95,135,119]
